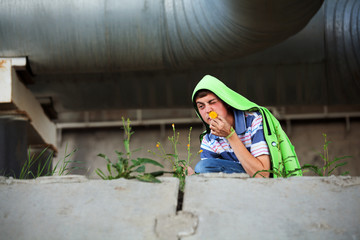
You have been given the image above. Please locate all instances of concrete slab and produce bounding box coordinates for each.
[1,175,360,240]
[183,175,360,240]
[0,176,179,240]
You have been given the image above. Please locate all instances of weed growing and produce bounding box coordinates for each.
[254,133,351,178]
[96,117,166,183]
[149,124,201,191]
[52,144,83,176]
[253,158,301,178]
[301,133,351,176]
[5,144,80,179]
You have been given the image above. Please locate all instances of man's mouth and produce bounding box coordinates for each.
[209,111,218,119]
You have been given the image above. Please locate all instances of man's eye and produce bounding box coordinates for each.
[198,105,204,109]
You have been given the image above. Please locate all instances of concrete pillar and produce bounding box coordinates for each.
[0,116,28,177]
[0,58,57,178]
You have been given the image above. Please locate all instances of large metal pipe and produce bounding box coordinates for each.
[0,0,323,74]
[325,0,360,104]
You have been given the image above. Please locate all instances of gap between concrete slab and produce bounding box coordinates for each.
[176,190,184,211]
[154,178,198,240]
[155,173,250,239]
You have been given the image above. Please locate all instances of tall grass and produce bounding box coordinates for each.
[18,144,80,179]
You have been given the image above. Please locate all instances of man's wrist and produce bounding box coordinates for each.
[226,127,235,139]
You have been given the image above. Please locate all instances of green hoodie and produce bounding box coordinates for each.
[192,75,302,177]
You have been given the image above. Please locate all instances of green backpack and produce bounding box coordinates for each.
[192,75,302,177]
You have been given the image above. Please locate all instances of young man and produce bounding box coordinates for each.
[194,89,270,177]
[192,75,302,178]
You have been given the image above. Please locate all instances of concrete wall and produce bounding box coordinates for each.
[55,119,360,178]
[289,119,360,176]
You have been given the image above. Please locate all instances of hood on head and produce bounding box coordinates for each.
[192,75,259,129]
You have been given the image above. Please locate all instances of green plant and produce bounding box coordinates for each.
[301,133,351,176]
[52,144,82,176]
[18,144,80,179]
[19,147,53,179]
[96,117,165,183]
[253,157,301,178]
[149,124,201,191]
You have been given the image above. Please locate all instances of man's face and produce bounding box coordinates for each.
[195,92,229,125]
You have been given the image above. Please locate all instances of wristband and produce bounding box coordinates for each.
[226,127,235,139]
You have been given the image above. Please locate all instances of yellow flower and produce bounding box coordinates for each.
[172,123,175,128]
[187,144,190,149]
[209,111,218,119]
[0,60,7,69]
[198,149,203,153]
[156,144,160,148]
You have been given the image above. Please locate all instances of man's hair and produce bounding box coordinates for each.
[194,89,213,101]
[194,89,232,110]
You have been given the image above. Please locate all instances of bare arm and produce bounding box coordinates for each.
[210,116,270,178]
[227,133,270,178]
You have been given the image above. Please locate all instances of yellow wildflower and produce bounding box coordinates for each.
[187,144,190,149]
[198,149,203,153]
[0,60,6,69]
[209,111,218,119]
[172,123,175,128]
[156,143,160,148]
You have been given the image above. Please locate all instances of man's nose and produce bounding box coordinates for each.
[205,104,212,113]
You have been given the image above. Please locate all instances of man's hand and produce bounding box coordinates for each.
[187,166,195,176]
[209,116,233,137]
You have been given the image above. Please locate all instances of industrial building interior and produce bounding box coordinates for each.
[1,0,359,177]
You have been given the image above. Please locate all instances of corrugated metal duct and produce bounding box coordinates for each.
[0,0,323,74]
[325,0,360,104]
